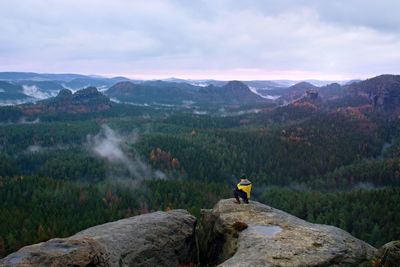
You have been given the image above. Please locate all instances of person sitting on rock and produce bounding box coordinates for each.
[234,175,252,204]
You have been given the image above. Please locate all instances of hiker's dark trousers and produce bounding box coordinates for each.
[233,188,248,203]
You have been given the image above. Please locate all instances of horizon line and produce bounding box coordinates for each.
[0,70,397,82]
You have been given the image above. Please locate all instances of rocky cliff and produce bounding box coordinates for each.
[347,74,400,113]
[0,210,196,267]
[0,199,392,267]
[197,199,377,267]
[19,87,111,115]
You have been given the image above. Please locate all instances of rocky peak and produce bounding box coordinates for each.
[197,199,376,266]
[290,81,316,90]
[209,80,265,103]
[18,87,111,115]
[349,74,400,95]
[280,82,319,103]
[56,88,73,98]
[71,87,108,103]
[73,86,99,95]
[348,74,400,112]
[222,80,250,92]
[0,210,196,267]
[107,81,135,93]
[1,199,393,267]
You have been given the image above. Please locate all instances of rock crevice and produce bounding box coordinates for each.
[1,199,383,267]
[197,199,377,267]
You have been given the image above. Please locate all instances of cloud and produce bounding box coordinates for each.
[0,99,34,106]
[87,125,166,180]
[26,145,42,153]
[0,1,399,79]
[22,85,52,99]
[18,117,40,124]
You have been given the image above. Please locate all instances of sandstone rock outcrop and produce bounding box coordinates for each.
[20,87,111,115]
[374,240,400,267]
[197,199,377,267]
[1,199,383,267]
[0,210,196,267]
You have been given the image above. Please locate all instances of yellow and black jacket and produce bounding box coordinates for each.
[237,179,252,199]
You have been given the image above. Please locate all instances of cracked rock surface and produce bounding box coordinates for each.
[0,210,196,267]
[198,199,376,267]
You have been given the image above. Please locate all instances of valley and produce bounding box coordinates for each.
[0,73,400,258]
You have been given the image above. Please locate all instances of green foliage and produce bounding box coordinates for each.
[0,101,399,258]
[142,179,231,217]
[0,106,23,121]
[0,153,18,176]
[0,121,101,153]
[0,176,230,257]
[0,176,139,257]
[136,133,243,181]
[309,159,400,190]
[36,151,106,181]
[164,114,242,129]
[258,187,400,247]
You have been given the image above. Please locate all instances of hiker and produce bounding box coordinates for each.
[234,175,252,204]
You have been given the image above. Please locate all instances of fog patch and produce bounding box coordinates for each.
[18,117,40,124]
[288,183,311,192]
[110,98,121,103]
[259,94,281,100]
[87,125,166,182]
[153,102,176,108]
[27,145,42,153]
[0,118,39,125]
[97,85,108,92]
[123,101,150,107]
[215,107,261,117]
[193,110,208,115]
[378,139,394,159]
[352,182,379,190]
[61,84,80,93]
[22,85,52,99]
[218,107,228,117]
[182,100,195,105]
[24,144,73,154]
[249,86,280,100]
[0,99,34,106]
[235,109,261,115]
[189,82,209,87]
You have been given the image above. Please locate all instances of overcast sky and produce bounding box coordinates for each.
[0,0,399,80]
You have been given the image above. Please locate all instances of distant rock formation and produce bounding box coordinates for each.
[197,199,376,266]
[106,80,266,105]
[106,81,196,104]
[306,89,319,99]
[279,82,318,103]
[19,87,111,115]
[0,210,196,267]
[348,74,400,112]
[319,82,344,99]
[199,81,266,104]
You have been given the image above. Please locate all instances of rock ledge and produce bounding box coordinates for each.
[198,199,376,267]
[0,210,196,267]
